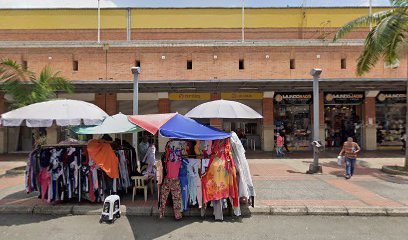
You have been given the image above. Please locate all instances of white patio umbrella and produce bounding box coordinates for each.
[0,99,108,127]
[185,100,263,119]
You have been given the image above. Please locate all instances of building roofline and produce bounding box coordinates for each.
[0,39,366,48]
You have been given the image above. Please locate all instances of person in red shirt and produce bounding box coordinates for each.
[276,133,285,158]
[339,137,361,179]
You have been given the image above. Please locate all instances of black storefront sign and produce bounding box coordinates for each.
[376,91,406,104]
[274,93,312,105]
[324,92,364,105]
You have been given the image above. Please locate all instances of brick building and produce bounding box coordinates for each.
[0,2,406,153]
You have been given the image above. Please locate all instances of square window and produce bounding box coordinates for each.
[22,60,28,70]
[290,59,295,69]
[135,60,141,67]
[341,58,347,69]
[239,59,244,70]
[187,60,192,70]
[73,60,79,71]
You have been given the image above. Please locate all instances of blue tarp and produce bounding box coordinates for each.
[159,114,231,140]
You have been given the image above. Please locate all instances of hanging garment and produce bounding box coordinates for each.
[179,159,189,211]
[201,158,210,175]
[187,159,201,207]
[142,145,157,177]
[230,132,256,199]
[200,140,212,158]
[118,150,131,189]
[201,139,239,207]
[213,200,224,221]
[87,140,119,179]
[159,178,182,220]
[39,168,50,201]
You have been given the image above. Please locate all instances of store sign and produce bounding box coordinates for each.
[376,91,406,104]
[324,92,364,105]
[221,92,263,100]
[169,93,211,101]
[274,93,312,105]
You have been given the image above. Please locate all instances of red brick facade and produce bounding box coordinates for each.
[0,46,405,82]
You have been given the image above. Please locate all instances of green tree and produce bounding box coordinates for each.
[334,0,408,169]
[1,59,73,147]
[2,62,73,108]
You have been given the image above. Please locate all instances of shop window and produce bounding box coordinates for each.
[73,60,79,71]
[187,60,192,70]
[239,59,245,70]
[290,59,295,69]
[341,58,347,69]
[22,60,28,70]
[135,60,141,68]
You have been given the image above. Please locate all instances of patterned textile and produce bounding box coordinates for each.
[201,139,239,207]
[159,178,182,219]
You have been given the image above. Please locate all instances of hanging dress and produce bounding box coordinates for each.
[201,139,239,207]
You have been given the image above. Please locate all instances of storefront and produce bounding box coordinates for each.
[221,92,263,150]
[376,91,406,148]
[273,92,312,150]
[324,92,364,147]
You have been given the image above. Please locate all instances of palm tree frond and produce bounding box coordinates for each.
[333,10,394,42]
[0,59,33,82]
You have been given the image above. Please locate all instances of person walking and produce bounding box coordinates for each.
[280,130,290,153]
[276,132,285,158]
[339,137,361,179]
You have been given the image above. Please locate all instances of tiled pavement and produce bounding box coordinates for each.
[0,151,407,210]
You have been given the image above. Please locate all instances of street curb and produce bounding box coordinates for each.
[1,204,408,217]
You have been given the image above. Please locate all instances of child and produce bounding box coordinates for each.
[276,133,285,158]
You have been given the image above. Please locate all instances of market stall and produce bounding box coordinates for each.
[128,113,255,220]
[19,109,255,221]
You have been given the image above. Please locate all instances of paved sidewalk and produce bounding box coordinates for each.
[1,150,408,216]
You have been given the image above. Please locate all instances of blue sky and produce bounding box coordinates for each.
[0,0,392,9]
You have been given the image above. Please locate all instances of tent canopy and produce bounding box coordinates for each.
[0,99,108,127]
[128,113,231,140]
[72,113,142,135]
[185,100,263,119]
[159,114,231,140]
[127,113,177,135]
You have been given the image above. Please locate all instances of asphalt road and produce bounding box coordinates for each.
[0,214,407,240]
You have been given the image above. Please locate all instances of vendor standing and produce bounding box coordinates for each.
[138,136,149,163]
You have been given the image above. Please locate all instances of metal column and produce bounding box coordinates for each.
[131,67,141,149]
[310,68,322,173]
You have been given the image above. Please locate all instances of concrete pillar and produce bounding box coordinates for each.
[158,92,169,152]
[363,97,377,150]
[95,93,106,111]
[46,126,58,145]
[262,96,274,151]
[0,93,6,153]
[105,93,117,115]
[210,92,223,129]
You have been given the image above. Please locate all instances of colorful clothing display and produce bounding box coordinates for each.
[201,139,239,207]
[230,132,256,199]
[179,159,189,211]
[159,178,182,220]
[187,158,202,207]
[87,140,119,179]
[25,143,136,204]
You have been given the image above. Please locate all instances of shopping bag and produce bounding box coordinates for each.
[337,156,344,166]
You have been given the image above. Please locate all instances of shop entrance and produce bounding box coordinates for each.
[324,105,362,147]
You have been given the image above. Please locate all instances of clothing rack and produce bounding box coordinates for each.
[39,144,85,202]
